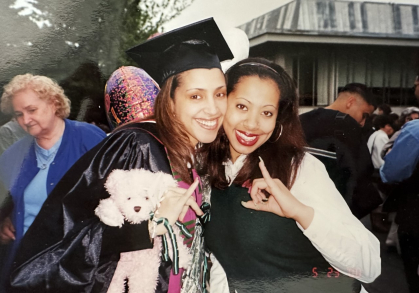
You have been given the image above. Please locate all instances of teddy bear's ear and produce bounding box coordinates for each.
[149,172,178,204]
[157,173,178,198]
[95,198,125,227]
[105,169,127,196]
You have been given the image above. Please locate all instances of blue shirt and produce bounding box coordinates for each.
[380,119,419,183]
[0,119,106,286]
[23,136,62,233]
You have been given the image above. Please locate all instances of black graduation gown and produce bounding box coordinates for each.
[9,122,172,293]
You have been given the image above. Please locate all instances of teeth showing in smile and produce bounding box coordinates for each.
[196,119,216,127]
[236,130,257,142]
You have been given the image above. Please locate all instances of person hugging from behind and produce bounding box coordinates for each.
[104,66,160,130]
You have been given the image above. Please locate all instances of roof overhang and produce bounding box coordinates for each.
[250,33,419,48]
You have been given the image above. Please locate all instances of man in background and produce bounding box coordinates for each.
[300,83,380,219]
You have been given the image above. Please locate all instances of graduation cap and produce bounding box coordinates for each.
[126,18,234,85]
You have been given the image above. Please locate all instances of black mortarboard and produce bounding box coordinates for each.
[126,18,234,85]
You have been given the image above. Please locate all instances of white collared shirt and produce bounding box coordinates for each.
[367,129,389,169]
[223,154,247,185]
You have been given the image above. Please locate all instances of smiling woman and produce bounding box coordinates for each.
[7,18,233,293]
[153,66,228,184]
[200,57,381,293]
[223,76,279,162]
[171,68,226,146]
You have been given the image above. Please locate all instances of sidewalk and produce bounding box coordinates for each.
[361,215,409,293]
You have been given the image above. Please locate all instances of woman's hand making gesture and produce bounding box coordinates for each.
[241,157,315,230]
[152,178,203,236]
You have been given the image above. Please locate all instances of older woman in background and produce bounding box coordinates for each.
[0,74,106,289]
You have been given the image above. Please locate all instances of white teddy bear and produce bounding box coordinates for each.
[95,169,191,293]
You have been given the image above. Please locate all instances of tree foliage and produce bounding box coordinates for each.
[119,0,194,66]
[0,0,193,124]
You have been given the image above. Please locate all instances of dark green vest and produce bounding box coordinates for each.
[205,184,361,293]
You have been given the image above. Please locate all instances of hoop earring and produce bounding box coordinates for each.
[268,124,283,143]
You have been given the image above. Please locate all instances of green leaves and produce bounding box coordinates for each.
[118,0,194,66]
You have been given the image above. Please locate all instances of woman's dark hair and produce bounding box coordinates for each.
[199,57,306,189]
[154,74,196,184]
[377,104,392,116]
[372,114,393,130]
[389,112,400,131]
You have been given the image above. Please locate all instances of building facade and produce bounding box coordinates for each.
[238,0,419,111]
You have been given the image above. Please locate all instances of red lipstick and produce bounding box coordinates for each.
[235,130,259,146]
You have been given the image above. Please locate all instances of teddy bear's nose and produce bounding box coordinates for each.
[134,206,141,213]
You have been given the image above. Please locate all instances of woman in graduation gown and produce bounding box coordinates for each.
[201,58,381,293]
[9,18,233,293]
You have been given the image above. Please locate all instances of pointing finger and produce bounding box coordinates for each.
[184,178,200,198]
[259,157,276,187]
